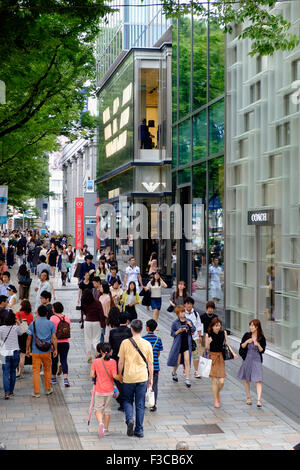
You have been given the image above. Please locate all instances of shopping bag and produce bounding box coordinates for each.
[145,387,155,409]
[197,354,212,378]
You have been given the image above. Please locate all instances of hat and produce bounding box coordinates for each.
[7,284,17,293]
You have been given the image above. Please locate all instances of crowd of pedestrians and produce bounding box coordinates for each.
[0,229,268,443]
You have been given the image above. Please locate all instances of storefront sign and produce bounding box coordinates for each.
[248,209,274,226]
[75,198,84,248]
[0,186,8,224]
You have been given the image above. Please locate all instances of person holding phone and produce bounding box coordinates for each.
[167,306,196,388]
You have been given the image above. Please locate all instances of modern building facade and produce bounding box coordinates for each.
[226,1,300,384]
[171,12,225,314]
[96,43,172,276]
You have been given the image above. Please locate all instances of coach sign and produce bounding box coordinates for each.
[248,209,274,226]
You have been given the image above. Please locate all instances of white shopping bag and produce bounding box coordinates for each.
[145,387,155,408]
[197,355,212,378]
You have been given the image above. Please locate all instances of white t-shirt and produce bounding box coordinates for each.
[125,265,140,288]
[185,309,204,341]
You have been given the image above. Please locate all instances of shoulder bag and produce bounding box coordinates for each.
[186,323,197,351]
[128,338,154,406]
[33,321,52,352]
[18,313,28,334]
[100,358,119,399]
[0,326,14,363]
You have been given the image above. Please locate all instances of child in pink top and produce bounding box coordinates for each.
[90,342,122,438]
[50,302,71,387]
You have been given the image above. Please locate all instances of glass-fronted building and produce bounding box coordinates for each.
[226,1,300,384]
[96,45,172,276]
[96,0,171,84]
[172,12,225,316]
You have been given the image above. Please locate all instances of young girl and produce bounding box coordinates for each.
[90,343,123,438]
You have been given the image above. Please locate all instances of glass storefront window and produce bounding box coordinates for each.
[208,157,224,309]
[209,99,224,155]
[192,163,207,310]
[179,15,192,119]
[178,119,191,166]
[193,16,207,110]
[178,168,191,185]
[172,22,178,124]
[138,67,159,150]
[97,168,134,201]
[97,54,134,178]
[172,127,177,169]
[193,111,207,161]
[209,22,225,101]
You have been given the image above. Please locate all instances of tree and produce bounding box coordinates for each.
[161,0,299,56]
[0,0,113,206]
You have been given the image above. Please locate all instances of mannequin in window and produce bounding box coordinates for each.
[139,119,153,149]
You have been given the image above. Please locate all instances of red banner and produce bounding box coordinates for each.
[96,197,100,251]
[75,198,84,249]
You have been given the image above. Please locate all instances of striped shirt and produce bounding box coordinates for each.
[142,334,163,372]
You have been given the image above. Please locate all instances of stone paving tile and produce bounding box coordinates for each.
[1,273,300,450]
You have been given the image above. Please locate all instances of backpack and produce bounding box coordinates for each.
[55,315,70,340]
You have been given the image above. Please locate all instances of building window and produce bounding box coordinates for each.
[292,59,300,82]
[250,81,261,103]
[238,138,248,158]
[256,55,262,74]
[276,123,290,147]
[244,111,254,132]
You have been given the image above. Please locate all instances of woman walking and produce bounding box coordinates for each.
[167,305,196,388]
[74,248,85,284]
[121,281,141,321]
[34,270,56,312]
[81,289,105,363]
[0,310,23,399]
[15,300,33,378]
[169,280,189,310]
[57,248,69,286]
[50,302,71,387]
[206,318,238,408]
[17,264,32,300]
[110,279,123,311]
[104,306,120,342]
[238,319,266,407]
[145,272,167,323]
[47,242,59,278]
[77,271,93,306]
[95,260,107,282]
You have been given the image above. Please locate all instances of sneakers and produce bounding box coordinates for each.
[64,379,70,387]
[45,388,53,396]
[134,432,144,438]
[172,372,178,382]
[104,429,110,436]
[127,421,134,436]
[150,405,157,412]
[185,379,191,388]
[194,371,201,379]
[32,393,40,398]
[51,378,57,385]
[98,423,104,438]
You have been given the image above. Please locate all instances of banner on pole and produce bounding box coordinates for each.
[0,186,8,225]
[75,198,84,249]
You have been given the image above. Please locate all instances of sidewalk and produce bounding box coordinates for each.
[0,270,300,450]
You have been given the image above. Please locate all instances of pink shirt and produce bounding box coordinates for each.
[50,314,71,343]
[100,295,111,318]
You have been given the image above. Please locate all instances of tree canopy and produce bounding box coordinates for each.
[0,0,112,208]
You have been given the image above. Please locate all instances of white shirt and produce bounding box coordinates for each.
[185,309,204,341]
[125,265,140,288]
[209,265,222,287]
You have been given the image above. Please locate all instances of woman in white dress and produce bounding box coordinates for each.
[209,257,223,303]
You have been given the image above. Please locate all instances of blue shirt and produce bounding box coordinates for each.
[142,334,163,371]
[27,317,56,354]
[0,283,9,297]
[79,262,96,281]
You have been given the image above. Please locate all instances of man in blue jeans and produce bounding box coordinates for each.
[118,319,153,438]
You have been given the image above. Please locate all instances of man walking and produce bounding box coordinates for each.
[118,319,153,438]
[26,305,58,397]
[123,257,143,291]
[109,312,132,411]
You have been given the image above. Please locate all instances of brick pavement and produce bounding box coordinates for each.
[0,269,300,450]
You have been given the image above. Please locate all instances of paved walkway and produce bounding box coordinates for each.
[0,269,300,450]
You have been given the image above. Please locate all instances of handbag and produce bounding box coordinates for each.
[18,275,32,287]
[0,326,14,364]
[33,321,51,352]
[222,342,234,361]
[100,358,119,399]
[18,313,28,334]
[167,305,174,312]
[197,352,212,378]
[145,387,155,409]
[186,323,197,351]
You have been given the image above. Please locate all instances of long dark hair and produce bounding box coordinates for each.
[175,280,187,299]
[151,272,161,286]
[249,319,264,341]
[18,264,29,277]
[106,306,120,328]
[127,281,137,295]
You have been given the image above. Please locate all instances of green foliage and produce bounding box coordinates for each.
[162,0,299,57]
[0,0,112,206]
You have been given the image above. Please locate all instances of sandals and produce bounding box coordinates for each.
[257,400,262,408]
[246,397,252,405]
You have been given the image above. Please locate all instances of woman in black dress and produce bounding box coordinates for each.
[47,242,58,278]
